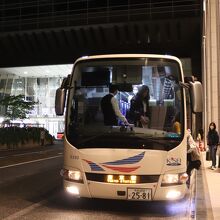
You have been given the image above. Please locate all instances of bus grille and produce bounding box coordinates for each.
[85,173,160,184]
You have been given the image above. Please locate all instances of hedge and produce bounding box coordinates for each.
[0,127,53,149]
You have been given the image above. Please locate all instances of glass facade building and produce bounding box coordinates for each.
[0,60,192,137]
[0,65,72,137]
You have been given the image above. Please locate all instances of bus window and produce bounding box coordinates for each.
[66,57,183,150]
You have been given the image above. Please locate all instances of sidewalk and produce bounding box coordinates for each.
[197,151,220,219]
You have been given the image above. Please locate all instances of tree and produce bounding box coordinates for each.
[0,95,37,121]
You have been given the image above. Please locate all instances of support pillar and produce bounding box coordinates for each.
[203,0,220,135]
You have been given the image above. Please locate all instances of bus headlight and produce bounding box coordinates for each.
[161,174,179,186]
[60,168,83,183]
[161,173,188,186]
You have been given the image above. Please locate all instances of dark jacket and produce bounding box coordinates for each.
[207,130,219,146]
[128,95,150,125]
[101,94,117,126]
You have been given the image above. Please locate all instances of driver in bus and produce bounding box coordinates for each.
[101,84,128,126]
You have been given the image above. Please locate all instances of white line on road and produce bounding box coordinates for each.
[0,155,62,169]
[2,198,49,220]
[0,149,62,159]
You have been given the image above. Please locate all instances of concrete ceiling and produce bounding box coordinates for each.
[0,17,201,68]
[0,1,202,76]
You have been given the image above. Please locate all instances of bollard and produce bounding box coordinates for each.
[218,155,220,168]
[206,150,211,161]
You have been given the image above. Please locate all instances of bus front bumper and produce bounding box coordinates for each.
[63,179,187,201]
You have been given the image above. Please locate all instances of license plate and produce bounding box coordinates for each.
[127,188,152,200]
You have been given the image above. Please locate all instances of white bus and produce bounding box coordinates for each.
[55,54,203,201]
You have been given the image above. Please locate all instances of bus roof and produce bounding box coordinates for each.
[74,54,182,64]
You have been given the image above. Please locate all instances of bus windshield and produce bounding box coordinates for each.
[66,57,184,151]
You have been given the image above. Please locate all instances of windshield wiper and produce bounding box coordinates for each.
[135,137,167,145]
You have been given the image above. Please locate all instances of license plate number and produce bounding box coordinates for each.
[127,188,152,200]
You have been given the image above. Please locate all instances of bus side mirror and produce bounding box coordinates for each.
[55,75,71,115]
[189,81,203,113]
[55,88,66,115]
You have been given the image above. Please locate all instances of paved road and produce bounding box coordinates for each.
[0,144,194,220]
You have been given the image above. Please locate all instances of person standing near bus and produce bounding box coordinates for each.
[207,122,219,170]
[40,128,46,146]
[186,129,201,186]
[129,85,150,128]
[101,84,128,126]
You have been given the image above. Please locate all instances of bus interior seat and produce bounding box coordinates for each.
[150,106,175,131]
[164,106,176,131]
[85,97,103,123]
[150,106,167,130]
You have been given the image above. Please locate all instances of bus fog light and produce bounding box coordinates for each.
[166,190,181,199]
[66,186,79,195]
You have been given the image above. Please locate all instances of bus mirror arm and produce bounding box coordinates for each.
[179,76,197,89]
[179,81,190,89]
[60,74,71,89]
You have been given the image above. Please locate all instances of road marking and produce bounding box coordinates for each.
[0,152,36,159]
[0,149,62,159]
[2,198,49,220]
[0,155,62,169]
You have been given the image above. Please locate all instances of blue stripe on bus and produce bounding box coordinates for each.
[88,162,105,171]
[103,152,145,165]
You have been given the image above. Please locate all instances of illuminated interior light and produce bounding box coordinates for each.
[107,175,137,184]
[130,175,137,183]
[166,190,181,200]
[0,117,4,123]
[107,175,113,183]
[66,186,79,195]
[119,175,124,182]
